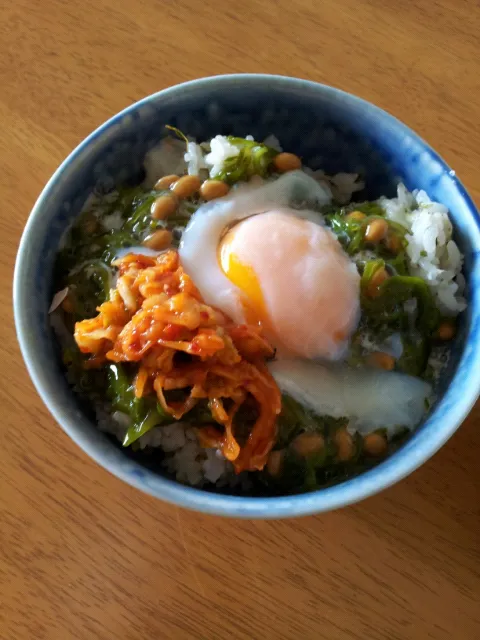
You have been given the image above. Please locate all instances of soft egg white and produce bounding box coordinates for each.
[269,359,432,436]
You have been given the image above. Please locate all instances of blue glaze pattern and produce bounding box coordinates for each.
[14,75,480,518]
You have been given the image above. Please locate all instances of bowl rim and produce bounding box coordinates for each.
[13,73,480,518]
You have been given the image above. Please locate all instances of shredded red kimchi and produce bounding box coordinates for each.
[74,250,281,472]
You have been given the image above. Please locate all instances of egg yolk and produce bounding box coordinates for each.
[217,209,360,360]
[219,230,270,329]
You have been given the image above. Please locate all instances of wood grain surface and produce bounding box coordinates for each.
[1,1,480,638]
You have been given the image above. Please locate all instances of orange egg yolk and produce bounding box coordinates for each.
[219,228,270,329]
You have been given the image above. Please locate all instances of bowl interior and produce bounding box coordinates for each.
[15,75,480,517]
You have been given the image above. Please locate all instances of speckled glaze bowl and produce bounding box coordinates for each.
[14,75,480,518]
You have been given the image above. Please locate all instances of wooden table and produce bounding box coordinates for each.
[1,1,479,638]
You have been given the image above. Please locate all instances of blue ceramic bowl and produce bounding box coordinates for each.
[14,75,480,518]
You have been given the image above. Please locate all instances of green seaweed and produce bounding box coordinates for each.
[325,213,363,250]
[360,259,440,335]
[396,334,429,377]
[107,363,170,446]
[213,137,278,184]
[324,202,407,258]
[275,395,344,448]
[66,260,112,320]
[62,345,106,395]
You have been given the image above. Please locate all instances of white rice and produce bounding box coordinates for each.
[379,184,466,315]
[304,168,365,204]
[98,407,234,486]
[184,141,207,176]
[101,210,124,231]
[262,134,282,151]
[204,135,240,177]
